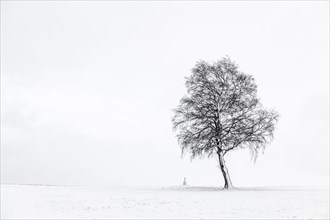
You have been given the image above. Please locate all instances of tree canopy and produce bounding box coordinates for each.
[172,57,279,188]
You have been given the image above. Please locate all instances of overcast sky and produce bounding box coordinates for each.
[1,1,329,187]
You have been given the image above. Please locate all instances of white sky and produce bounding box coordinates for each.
[1,1,329,187]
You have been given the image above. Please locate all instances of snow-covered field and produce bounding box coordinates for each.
[1,184,329,219]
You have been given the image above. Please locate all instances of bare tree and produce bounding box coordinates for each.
[172,57,279,189]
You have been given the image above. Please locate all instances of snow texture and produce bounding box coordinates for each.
[1,184,329,219]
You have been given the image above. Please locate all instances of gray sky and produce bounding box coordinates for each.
[1,1,329,187]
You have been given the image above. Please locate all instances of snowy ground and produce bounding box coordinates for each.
[1,184,329,219]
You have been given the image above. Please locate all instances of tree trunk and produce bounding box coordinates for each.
[217,152,234,189]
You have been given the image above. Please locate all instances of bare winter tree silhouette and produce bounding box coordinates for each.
[172,57,279,189]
